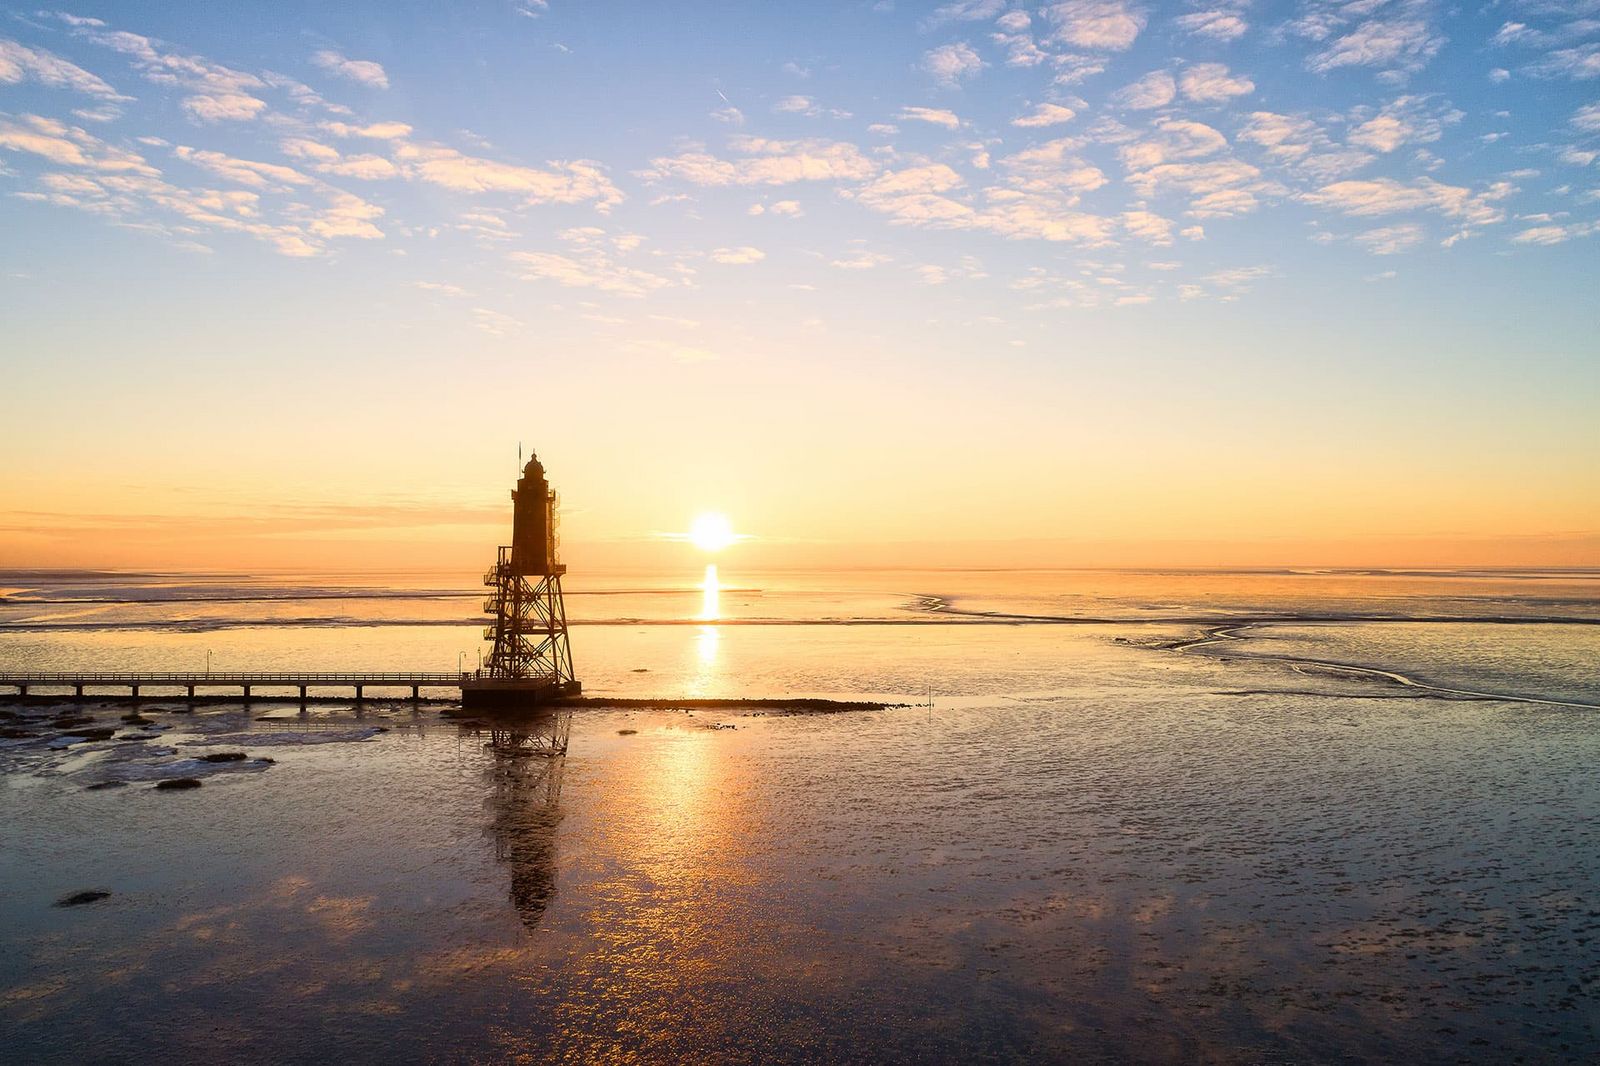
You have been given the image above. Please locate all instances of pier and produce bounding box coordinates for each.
[0,671,467,701]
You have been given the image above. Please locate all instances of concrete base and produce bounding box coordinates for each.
[456,678,581,713]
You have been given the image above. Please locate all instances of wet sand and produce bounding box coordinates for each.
[3,570,1598,1061]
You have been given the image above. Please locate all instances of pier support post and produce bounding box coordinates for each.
[19,685,26,697]
[354,685,364,701]
[411,685,420,700]
[243,686,251,701]
[130,685,139,699]
[187,685,195,700]
[75,684,83,697]
[299,686,307,703]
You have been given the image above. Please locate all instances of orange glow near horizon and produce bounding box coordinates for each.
[1,437,1597,570]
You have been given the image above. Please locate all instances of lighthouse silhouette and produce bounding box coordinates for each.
[461,449,580,709]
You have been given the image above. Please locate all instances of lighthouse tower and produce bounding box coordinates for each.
[462,451,580,709]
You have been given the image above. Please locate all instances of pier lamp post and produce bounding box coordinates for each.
[458,651,466,676]
[206,650,213,677]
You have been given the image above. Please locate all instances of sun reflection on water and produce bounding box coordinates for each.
[692,564,720,695]
[698,564,720,621]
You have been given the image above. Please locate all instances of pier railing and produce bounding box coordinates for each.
[0,671,467,698]
[0,672,464,684]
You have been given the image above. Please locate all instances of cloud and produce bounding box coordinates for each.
[1044,1,1147,51]
[1051,54,1108,84]
[1120,120,1273,217]
[65,19,363,121]
[181,92,267,122]
[0,38,126,99]
[308,191,385,240]
[772,95,854,121]
[1204,265,1272,290]
[12,142,383,256]
[923,42,985,86]
[711,106,745,125]
[850,160,1115,245]
[317,154,400,180]
[312,49,390,89]
[1491,18,1600,51]
[394,142,623,208]
[710,245,766,264]
[511,240,670,297]
[1354,222,1425,254]
[993,29,1050,67]
[1306,18,1445,75]
[0,113,155,174]
[899,106,962,129]
[322,120,412,139]
[924,0,1007,27]
[1174,10,1247,41]
[280,137,340,163]
[1528,44,1600,80]
[749,199,801,216]
[914,256,987,284]
[1179,62,1254,102]
[1121,209,1175,244]
[1120,118,1228,170]
[853,163,970,221]
[1111,70,1176,109]
[1238,112,1323,159]
[71,24,280,124]
[1511,220,1597,245]
[1012,102,1078,127]
[1238,111,1374,181]
[472,308,521,336]
[1000,137,1107,195]
[1573,103,1600,131]
[1346,95,1462,153]
[831,250,892,269]
[641,136,878,186]
[173,145,312,189]
[1303,177,1512,229]
[857,161,966,204]
[1128,159,1268,217]
[1173,265,1271,300]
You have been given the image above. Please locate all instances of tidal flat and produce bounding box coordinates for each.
[2,569,1598,1062]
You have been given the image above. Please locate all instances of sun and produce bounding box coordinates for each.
[688,512,737,553]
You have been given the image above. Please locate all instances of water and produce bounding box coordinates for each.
[2,567,1598,1062]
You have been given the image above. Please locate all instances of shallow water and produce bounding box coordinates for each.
[1,569,1597,1062]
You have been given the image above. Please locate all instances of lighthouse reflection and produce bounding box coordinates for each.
[473,709,569,932]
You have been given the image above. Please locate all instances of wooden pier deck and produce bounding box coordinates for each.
[0,671,465,700]
[0,673,900,713]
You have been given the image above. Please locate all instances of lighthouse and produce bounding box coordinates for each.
[461,451,580,709]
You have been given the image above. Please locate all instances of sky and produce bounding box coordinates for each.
[1,0,1596,571]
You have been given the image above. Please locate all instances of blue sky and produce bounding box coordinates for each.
[1,1,1596,567]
